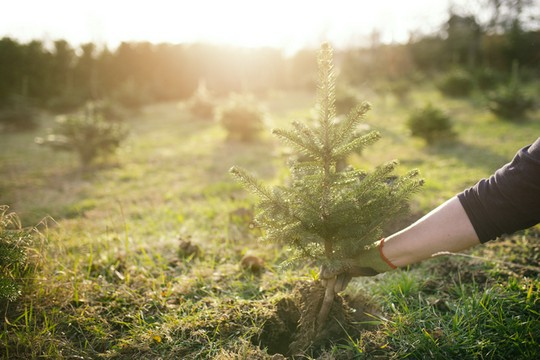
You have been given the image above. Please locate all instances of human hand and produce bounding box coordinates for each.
[319,239,397,292]
[319,269,352,293]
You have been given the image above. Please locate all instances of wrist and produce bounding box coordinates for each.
[347,238,397,275]
[378,238,398,270]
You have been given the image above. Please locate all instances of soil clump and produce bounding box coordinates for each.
[255,281,377,357]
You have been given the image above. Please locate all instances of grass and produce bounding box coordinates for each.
[368,255,540,359]
[1,83,539,359]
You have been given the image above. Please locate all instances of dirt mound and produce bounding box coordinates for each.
[255,281,378,358]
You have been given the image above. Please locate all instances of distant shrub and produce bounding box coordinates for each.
[216,93,266,142]
[0,206,35,305]
[437,69,475,97]
[35,108,127,167]
[0,95,38,131]
[488,85,535,120]
[186,80,216,119]
[488,63,535,121]
[407,103,454,144]
[474,68,503,91]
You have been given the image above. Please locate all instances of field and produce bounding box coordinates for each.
[1,83,540,359]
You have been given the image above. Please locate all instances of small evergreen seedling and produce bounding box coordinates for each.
[230,43,422,340]
[36,105,127,167]
[488,63,535,121]
[217,93,266,142]
[407,103,455,144]
[437,68,474,98]
[186,79,216,119]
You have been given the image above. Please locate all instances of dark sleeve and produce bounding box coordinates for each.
[457,137,540,243]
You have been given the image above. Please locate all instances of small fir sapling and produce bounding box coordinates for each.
[216,93,266,142]
[35,104,127,167]
[407,103,455,145]
[230,43,423,333]
[186,79,216,119]
[488,62,535,121]
[437,68,475,97]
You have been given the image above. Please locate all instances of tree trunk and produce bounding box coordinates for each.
[316,276,336,332]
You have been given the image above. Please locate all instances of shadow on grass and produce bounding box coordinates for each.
[427,139,511,173]
[211,137,277,183]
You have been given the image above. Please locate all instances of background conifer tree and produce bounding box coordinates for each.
[230,43,423,331]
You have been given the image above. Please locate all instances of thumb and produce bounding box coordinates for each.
[319,264,339,280]
[334,273,352,292]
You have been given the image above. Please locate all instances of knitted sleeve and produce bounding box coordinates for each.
[457,137,540,243]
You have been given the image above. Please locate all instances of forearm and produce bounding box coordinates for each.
[383,196,480,267]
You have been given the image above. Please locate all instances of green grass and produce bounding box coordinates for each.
[0,84,539,359]
[368,257,540,359]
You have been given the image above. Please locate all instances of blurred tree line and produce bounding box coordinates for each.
[0,1,538,115]
[342,0,540,84]
[0,40,301,112]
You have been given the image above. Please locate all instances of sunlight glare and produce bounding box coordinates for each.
[104,0,450,51]
[1,0,457,51]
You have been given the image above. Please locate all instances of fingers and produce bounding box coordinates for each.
[319,262,376,293]
[319,264,351,292]
[321,273,352,293]
[319,265,334,280]
[334,273,352,293]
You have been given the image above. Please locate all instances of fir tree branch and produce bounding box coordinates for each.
[229,166,274,201]
[278,186,321,219]
[290,160,322,176]
[341,176,422,256]
[317,43,337,151]
[334,101,372,147]
[272,128,321,158]
[351,160,398,203]
[291,120,323,153]
[333,130,381,159]
[331,169,367,186]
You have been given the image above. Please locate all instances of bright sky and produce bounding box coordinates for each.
[2,0,475,53]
